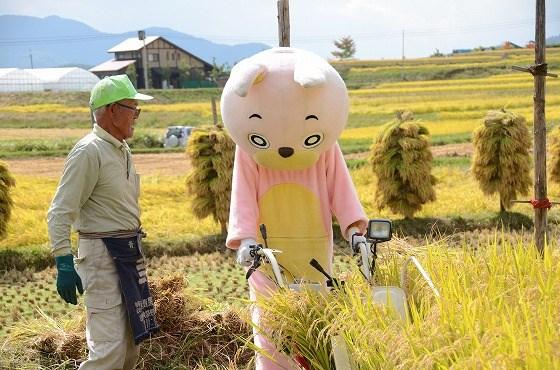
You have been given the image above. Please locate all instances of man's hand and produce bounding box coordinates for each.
[236,239,258,267]
[55,254,83,305]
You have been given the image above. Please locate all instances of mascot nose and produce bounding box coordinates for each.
[278,147,294,158]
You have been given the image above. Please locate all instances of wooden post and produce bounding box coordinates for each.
[534,0,547,255]
[277,0,290,47]
[211,96,218,126]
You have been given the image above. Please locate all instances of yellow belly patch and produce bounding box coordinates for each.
[257,183,330,283]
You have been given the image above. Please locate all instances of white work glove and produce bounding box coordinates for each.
[236,238,258,267]
[347,226,367,252]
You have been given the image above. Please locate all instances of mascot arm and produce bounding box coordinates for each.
[326,143,368,240]
[226,146,260,249]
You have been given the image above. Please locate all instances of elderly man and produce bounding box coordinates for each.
[47,75,158,370]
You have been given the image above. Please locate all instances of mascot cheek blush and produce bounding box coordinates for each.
[221,47,367,369]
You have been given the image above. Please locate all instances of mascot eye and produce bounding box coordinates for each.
[249,133,270,149]
[303,133,323,148]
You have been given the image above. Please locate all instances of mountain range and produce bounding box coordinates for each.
[1,14,559,70]
[0,15,271,69]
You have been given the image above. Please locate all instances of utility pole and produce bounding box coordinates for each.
[211,96,218,126]
[277,0,290,47]
[401,30,405,80]
[29,49,34,69]
[533,0,547,255]
[401,30,405,61]
[138,30,149,89]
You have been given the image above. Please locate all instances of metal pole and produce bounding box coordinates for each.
[138,30,149,89]
[277,0,290,47]
[401,30,405,80]
[534,0,547,255]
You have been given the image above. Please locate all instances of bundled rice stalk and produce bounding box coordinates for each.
[186,125,235,234]
[549,127,560,183]
[1,275,252,369]
[472,109,531,212]
[1,308,86,369]
[0,161,16,239]
[139,274,252,369]
[369,111,436,218]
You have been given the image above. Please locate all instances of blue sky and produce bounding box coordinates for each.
[1,0,559,59]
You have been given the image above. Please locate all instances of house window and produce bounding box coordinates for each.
[167,51,169,61]
[148,53,159,62]
[171,53,175,61]
[177,53,180,60]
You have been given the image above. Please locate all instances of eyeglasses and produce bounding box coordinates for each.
[114,102,141,118]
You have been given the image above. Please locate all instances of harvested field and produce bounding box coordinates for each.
[4,152,191,178]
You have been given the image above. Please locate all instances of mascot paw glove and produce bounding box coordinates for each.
[236,238,258,267]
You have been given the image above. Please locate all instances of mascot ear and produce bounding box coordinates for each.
[294,55,327,88]
[230,62,268,97]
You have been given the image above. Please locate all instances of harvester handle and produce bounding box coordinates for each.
[309,259,344,289]
[259,224,269,248]
[245,251,262,280]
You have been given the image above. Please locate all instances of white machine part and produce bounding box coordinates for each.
[353,222,440,322]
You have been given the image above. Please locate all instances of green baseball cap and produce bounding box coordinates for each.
[89,74,153,110]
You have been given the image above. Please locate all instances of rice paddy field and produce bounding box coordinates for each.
[1,47,560,369]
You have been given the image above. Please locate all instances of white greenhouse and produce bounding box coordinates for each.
[0,68,44,92]
[25,67,100,92]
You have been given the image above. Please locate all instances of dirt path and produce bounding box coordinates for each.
[345,142,473,161]
[5,143,472,178]
[5,152,191,178]
[430,143,473,157]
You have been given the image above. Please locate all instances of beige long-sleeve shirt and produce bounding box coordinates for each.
[47,124,141,256]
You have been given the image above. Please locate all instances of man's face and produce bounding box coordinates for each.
[110,99,140,140]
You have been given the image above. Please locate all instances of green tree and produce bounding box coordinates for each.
[331,36,356,61]
[185,125,235,234]
[472,109,531,212]
[0,161,16,239]
[369,112,436,218]
[210,58,230,83]
[126,64,137,87]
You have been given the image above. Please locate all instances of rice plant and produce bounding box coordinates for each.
[369,112,436,218]
[254,238,560,369]
[471,109,531,212]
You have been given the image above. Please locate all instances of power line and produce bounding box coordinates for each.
[0,17,559,46]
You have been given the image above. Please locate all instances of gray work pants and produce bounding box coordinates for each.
[75,238,139,370]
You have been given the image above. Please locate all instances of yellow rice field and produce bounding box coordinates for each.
[3,164,560,251]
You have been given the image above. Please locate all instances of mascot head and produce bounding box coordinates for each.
[221,47,349,171]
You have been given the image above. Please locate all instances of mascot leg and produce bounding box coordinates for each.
[249,271,300,370]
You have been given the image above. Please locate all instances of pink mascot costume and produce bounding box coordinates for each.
[221,47,367,369]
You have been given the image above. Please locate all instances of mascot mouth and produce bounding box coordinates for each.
[278,147,294,158]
